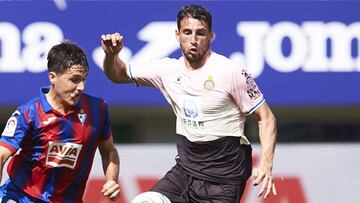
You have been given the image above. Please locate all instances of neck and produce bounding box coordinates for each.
[46,88,71,115]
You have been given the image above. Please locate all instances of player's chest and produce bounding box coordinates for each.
[164,71,232,112]
[34,111,95,143]
[165,68,229,93]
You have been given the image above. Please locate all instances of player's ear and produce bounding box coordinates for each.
[175,29,180,42]
[48,72,56,86]
[210,31,215,42]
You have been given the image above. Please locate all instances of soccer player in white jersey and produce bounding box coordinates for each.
[101,4,277,203]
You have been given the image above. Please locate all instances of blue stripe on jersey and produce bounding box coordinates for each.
[128,64,139,87]
[42,170,55,201]
[0,99,35,152]
[63,95,100,202]
[62,116,75,142]
[244,98,265,115]
[102,106,111,140]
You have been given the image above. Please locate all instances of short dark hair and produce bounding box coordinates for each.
[47,41,89,74]
[177,5,212,31]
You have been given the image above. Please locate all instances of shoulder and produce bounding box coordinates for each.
[151,57,181,74]
[210,52,246,76]
[17,97,41,114]
[211,52,243,70]
[6,97,40,125]
[132,57,179,67]
[161,57,179,63]
[155,57,180,69]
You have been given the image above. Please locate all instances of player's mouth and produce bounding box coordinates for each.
[189,47,198,53]
[70,93,80,101]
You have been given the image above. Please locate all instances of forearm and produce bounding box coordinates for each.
[0,146,13,182]
[0,157,4,182]
[103,54,129,83]
[258,114,277,171]
[253,113,278,198]
[101,147,120,182]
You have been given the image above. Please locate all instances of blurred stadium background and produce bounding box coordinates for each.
[0,1,359,202]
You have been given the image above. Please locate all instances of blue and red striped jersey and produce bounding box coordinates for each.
[0,87,112,202]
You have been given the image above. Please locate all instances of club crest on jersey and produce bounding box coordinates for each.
[46,142,83,169]
[2,116,17,137]
[78,109,87,125]
[204,76,215,91]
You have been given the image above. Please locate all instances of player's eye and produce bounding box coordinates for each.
[196,30,207,36]
[183,29,192,35]
[70,77,82,84]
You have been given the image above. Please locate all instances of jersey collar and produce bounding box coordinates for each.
[40,86,52,113]
[39,86,83,114]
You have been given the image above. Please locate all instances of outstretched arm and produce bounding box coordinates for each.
[251,102,277,199]
[0,146,13,183]
[101,33,131,83]
[98,136,121,201]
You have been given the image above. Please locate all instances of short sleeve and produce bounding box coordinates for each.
[128,57,175,88]
[230,68,265,115]
[99,100,112,141]
[0,109,30,153]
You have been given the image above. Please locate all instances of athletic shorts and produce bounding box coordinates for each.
[0,179,44,203]
[151,164,247,203]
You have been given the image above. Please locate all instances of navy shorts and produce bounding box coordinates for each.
[151,164,247,203]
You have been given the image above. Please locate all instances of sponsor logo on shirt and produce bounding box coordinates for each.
[182,119,205,130]
[241,69,262,100]
[46,142,82,169]
[183,100,198,118]
[1,117,17,137]
[181,96,205,130]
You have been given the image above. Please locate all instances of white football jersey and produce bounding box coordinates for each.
[128,52,264,143]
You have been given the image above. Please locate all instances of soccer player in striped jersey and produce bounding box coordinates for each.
[102,4,277,203]
[0,41,120,202]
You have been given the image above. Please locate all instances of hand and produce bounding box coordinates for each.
[101,180,121,201]
[252,166,277,198]
[101,33,123,56]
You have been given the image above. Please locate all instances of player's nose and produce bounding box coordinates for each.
[77,81,85,92]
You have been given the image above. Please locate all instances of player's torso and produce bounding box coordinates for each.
[20,100,99,170]
[36,106,96,168]
[161,54,244,142]
[7,96,103,202]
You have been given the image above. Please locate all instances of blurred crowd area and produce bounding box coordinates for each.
[3,106,356,144]
[1,106,359,144]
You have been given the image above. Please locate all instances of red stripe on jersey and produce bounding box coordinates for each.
[0,142,17,153]
[47,156,76,166]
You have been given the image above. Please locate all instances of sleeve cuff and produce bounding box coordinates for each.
[0,141,17,154]
[244,98,265,115]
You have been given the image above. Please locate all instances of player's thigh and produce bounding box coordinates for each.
[190,179,246,203]
[151,164,187,203]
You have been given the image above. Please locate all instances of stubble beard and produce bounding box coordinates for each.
[181,43,210,66]
[185,53,201,63]
[183,48,207,65]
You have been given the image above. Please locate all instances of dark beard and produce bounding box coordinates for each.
[184,51,204,64]
[181,42,210,65]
